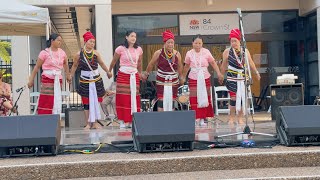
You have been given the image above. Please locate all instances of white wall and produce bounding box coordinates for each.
[11,36,30,115]
[112,0,299,14]
[95,4,113,88]
[21,0,109,6]
[23,0,300,14]
[299,0,320,16]
[29,36,46,92]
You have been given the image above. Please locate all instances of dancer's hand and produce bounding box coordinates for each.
[66,74,72,83]
[141,72,148,82]
[256,73,261,81]
[180,78,185,86]
[218,73,224,85]
[27,81,34,88]
[107,72,112,79]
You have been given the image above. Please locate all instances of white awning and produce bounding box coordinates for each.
[0,0,50,37]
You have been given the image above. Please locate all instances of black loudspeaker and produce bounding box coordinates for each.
[65,107,86,128]
[132,111,195,153]
[277,106,320,146]
[270,83,304,124]
[0,114,61,157]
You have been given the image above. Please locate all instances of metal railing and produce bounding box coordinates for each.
[0,60,12,85]
[29,59,83,111]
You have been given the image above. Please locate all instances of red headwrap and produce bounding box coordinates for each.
[229,28,241,41]
[83,31,95,42]
[162,30,175,43]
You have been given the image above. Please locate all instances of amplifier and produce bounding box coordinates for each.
[65,107,87,129]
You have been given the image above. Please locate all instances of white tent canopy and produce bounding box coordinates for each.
[0,0,50,37]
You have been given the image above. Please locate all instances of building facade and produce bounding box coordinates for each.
[12,0,320,114]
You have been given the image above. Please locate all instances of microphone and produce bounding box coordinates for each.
[16,86,26,93]
[237,8,242,19]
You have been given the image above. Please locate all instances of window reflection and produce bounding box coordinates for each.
[115,15,178,37]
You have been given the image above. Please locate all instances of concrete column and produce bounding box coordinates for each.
[95,2,113,88]
[11,36,31,115]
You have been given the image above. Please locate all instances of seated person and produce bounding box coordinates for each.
[0,73,14,116]
[101,81,116,119]
[140,80,156,100]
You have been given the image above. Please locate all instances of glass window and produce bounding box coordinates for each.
[305,12,318,102]
[243,11,298,33]
[115,15,178,38]
[243,41,305,101]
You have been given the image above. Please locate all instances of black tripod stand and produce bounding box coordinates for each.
[217,8,275,139]
[9,86,26,116]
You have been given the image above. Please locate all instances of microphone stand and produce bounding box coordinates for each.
[9,87,25,116]
[216,8,275,138]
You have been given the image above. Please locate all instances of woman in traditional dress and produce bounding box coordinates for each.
[220,29,261,125]
[70,31,111,129]
[0,72,14,116]
[143,30,183,111]
[108,30,143,128]
[182,35,224,126]
[28,33,70,115]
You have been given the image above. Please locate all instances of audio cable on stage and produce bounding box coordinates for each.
[63,143,103,154]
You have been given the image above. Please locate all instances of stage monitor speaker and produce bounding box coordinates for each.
[270,83,304,126]
[277,105,320,146]
[0,114,61,157]
[132,111,195,153]
[65,107,86,129]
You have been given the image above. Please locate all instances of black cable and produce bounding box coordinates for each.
[216,136,226,144]
[126,146,135,154]
[60,143,135,154]
[102,143,135,153]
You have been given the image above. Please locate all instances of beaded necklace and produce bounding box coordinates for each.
[164,48,174,63]
[83,45,95,64]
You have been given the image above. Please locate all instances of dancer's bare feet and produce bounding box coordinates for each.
[200,119,207,126]
[92,122,102,129]
[228,119,235,126]
[195,119,200,127]
[119,121,126,129]
[84,123,91,130]
[229,114,235,124]
[126,123,132,128]
[238,116,244,124]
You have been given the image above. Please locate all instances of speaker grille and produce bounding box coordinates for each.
[288,89,302,103]
[270,83,304,125]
